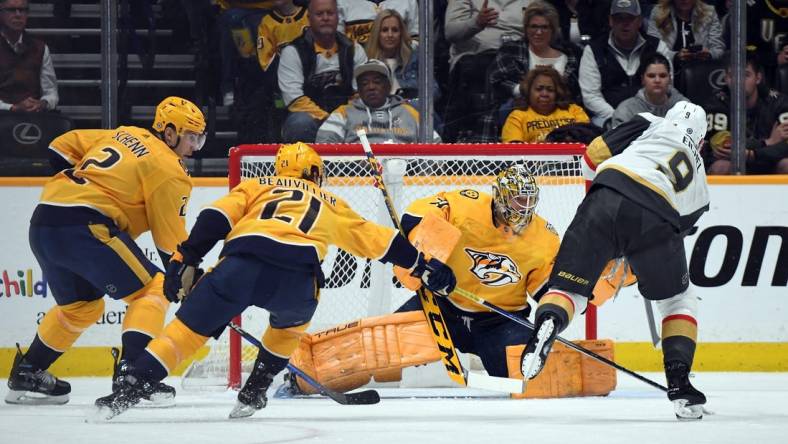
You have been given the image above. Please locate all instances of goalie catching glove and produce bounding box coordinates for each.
[163,247,204,303]
[410,253,456,296]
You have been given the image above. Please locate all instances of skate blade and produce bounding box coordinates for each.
[5,389,69,406]
[673,400,704,420]
[521,319,555,380]
[228,401,258,419]
[139,392,176,408]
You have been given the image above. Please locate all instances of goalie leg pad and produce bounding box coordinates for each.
[122,273,169,338]
[289,311,441,394]
[506,339,617,399]
[37,298,105,352]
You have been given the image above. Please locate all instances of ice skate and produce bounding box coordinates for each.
[520,314,560,380]
[111,348,175,407]
[93,363,154,421]
[228,358,276,419]
[665,361,707,420]
[5,344,70,405]
[273,370,305,399]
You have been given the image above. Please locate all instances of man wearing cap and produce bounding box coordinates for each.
[316,58,441,143]
[278,0,368,143]
[579,0,672,128]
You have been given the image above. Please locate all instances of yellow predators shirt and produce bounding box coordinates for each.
[211,177,401,266]
[256,7,309,71]
[39,126,192,255]
[404,190,560,312]
[501,104,590,143]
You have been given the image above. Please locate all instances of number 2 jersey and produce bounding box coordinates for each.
[187,176,418,272]
[583,113,710,232]
[35,126,192,257]
[402,189,559,313]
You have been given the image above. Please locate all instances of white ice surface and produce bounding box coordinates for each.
[2,373,787,444]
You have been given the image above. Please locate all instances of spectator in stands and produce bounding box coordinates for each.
[216,0,270,106]
[579,0,671,129]
[365,9,439,100]
[338,0,418,44]
[704,52,788,174]
[442,0,530,142]
[548,0,610,44]
[501,66,589,143]
[611,52,686,127]
[483,1,582,141]
[278,0,367,142]
[316,58,441,143]
[256,0,309,73]
[647,0,724,67]
[0,0,58,112]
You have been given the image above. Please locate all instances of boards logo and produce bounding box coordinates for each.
[464,248,521,286]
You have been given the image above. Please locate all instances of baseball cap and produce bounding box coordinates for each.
[353,59,392,83]
[610,0,641,16]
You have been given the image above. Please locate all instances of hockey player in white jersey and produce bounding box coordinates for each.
[520,101,710,420]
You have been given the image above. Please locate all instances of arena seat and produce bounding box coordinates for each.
[675,59,728,105]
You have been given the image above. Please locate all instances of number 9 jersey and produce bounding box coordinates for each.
[39,126,192,256]
[582,108,710,233]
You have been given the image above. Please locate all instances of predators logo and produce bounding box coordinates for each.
[464,248,522,287]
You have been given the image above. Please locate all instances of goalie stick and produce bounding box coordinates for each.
[227,322,381,405]
[356,129,468,388]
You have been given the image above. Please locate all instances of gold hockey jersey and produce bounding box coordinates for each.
[49,128,110,166]
[211,176,402,266]
[39,126,192,256]
[404,189,559,312]
[256,7,309,71]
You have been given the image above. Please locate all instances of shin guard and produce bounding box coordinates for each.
[144,318,209,375]
[37,298,105,353]
[657,290,698,367]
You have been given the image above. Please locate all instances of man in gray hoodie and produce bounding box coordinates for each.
[316,58,441,143]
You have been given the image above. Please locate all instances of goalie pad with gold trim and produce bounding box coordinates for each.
[288,311,441,394]
[591,258,637,306]
[393,212,462,290]
[505,339,617,398]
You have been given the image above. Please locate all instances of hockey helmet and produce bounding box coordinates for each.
[664,101,707,147]
[275,142,325,186]
[152,96,207,150]
[492,164,540,234]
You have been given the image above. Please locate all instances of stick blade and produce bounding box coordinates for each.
[325,388,380,405]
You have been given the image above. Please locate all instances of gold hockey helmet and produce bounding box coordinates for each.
[275,142,325,186]
[492,164,539,234]
[152,96,207,150]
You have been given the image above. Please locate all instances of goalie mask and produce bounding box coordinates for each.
[275,142,325,186]
[492,165,539,234]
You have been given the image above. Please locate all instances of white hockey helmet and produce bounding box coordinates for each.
[664,101,707,146]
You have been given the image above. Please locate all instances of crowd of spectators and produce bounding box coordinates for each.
[2,0,788,175]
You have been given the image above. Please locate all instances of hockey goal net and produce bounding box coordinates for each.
[182,143,594,390]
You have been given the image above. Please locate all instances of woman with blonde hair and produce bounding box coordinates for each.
[647,0,725,63]
[365,9,438,99]
[501,66,589,143]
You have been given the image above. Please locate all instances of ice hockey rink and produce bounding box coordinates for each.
[2,372,786,444]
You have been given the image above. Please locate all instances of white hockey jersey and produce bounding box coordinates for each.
[337,0,419,43]
[585,109,710,231]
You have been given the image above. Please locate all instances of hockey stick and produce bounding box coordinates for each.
[227,322,381,405]
[356,129,467,387]
[452,287,670,393]
[643,297,662,348]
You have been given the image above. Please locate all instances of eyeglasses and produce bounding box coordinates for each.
[527,24,551,33]
[0,7,29,14]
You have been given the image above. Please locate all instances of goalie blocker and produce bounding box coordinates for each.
[286,311,616,398]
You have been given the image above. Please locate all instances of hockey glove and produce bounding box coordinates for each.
[410,253,456,296]
[164,248,204,303]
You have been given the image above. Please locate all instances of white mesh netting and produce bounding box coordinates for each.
[182,145,586,390]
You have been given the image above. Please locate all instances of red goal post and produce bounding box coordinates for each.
[215,142,595,389]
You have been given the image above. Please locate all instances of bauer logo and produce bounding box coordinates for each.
[0,268,48,298]
[464,248,522,286]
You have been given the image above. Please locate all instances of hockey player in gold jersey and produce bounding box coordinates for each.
[6,96,206,406]
[93,142,456,420]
